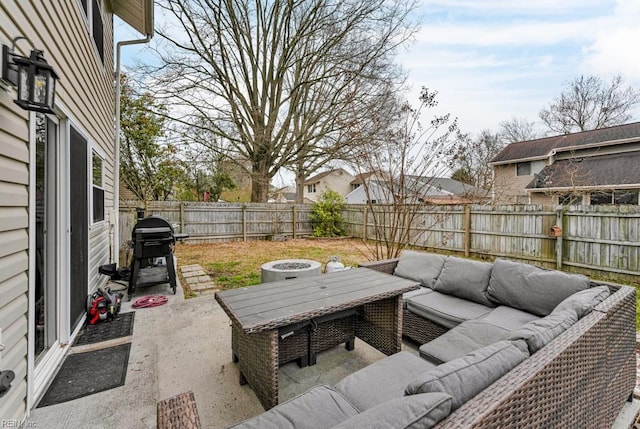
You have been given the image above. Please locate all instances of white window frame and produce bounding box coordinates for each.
[308,184,317,193]
[91,147,106,224]
[78,0,105,66]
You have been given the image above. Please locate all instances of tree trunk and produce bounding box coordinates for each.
[250,166,272,202]
[295,175,305,204]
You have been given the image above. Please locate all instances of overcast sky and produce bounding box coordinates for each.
[116,0,640,138]
[397,0,640,136]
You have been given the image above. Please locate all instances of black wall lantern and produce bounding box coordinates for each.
[2,37,59,114]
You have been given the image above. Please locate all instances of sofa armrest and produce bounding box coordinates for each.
[358,258,400,275]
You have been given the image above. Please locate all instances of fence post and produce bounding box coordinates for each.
[464,205,471,257]
[242,204,247,242]
[292,206,297,239]
[556,207,563,270]
[180,202,185,233]
[363,206,368,242]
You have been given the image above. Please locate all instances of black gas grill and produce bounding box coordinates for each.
[128,215,184,300]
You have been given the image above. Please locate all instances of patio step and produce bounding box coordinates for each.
[157,391,201,429]
[180,264,219,295]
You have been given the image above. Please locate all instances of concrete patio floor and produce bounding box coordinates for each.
[26,280,640,429]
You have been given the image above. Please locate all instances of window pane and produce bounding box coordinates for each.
[516,162,531,176]
[614,190,639,205]
[590,191,613,205]
[93,186,105,222]
[559,194,583,205]
[81,0,88,15]
[92,151,102,186]
[92,0,104,62]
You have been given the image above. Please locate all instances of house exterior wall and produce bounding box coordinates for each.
[1,0,116,417]
[493,164,536,204]
[303,170,354,202]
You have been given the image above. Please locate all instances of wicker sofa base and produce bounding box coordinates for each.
[402,307,448,345]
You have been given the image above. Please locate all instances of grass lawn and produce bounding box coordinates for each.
[175,238,372,292]
[175,238,640,331]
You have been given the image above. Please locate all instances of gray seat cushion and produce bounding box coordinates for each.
[553,286,610,318]
[478,305,540,331]
[419,319,511,364]
[507,310,578,354]
[406,291,493,329]
[335,351,437,411]
[406,340,530,411]
[433,256,494,306]
[229,385,358,429]
[487,259,590,316]
[332,393,452,429]
[403,287,434,307]
[394,251,447,288]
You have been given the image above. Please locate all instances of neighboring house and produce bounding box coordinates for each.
[344,175,488,204]
[0,0,153,419]
[269,186,297,203]
[490,122,640,205]
[303,168,355,202]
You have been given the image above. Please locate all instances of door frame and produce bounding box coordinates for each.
[27,111,70,408]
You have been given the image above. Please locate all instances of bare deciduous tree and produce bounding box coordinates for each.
[499,116,541,143]
[150,0,418,202]
[451,129,504,190]
[348,87,460,260]
[539,74,640,134]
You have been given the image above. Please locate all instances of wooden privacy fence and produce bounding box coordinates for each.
[120,201,314,244]
[342,204,640,284]
[120,201,640,284]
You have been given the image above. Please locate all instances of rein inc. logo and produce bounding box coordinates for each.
[1,420,37,428]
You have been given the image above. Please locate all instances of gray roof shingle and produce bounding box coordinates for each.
[491,122,640,164]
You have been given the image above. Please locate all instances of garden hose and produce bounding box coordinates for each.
[132,295,169,308]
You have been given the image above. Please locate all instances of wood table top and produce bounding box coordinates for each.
[215,268,420,333]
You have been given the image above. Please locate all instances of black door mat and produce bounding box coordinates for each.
[73,312,135,347]
[37,343,131,407]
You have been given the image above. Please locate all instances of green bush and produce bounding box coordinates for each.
[309,190,345,237]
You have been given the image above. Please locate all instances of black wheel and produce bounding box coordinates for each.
[172,285,177,295]
[127,294,132,302]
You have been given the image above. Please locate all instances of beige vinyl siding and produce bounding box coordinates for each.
[0,28,30,413]
[89,223,111,291]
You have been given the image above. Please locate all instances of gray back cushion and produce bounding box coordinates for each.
[507,310,578,354]
[406,340,529,410]
[553,286,610,318]
[433,256,494,306]
[332,393,452,429]
[229,385,358,429]
[394,251,446,288]
[487,259,590,316]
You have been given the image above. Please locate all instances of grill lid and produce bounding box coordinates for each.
[132,216,175,236]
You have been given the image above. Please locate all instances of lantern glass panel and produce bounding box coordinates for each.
[18,65,29,102]
[34,72,47,104]
[46,72,56,107]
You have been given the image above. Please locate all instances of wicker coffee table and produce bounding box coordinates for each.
[215,268,419,410]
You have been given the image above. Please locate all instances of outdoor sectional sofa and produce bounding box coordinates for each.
[229,251,636,428]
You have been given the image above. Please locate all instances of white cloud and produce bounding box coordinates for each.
[581,0,640,83]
